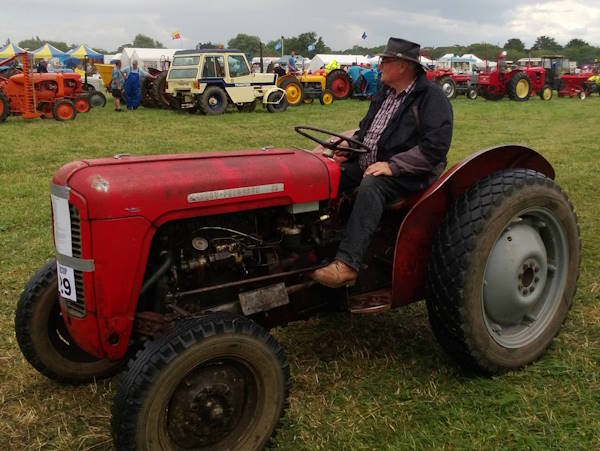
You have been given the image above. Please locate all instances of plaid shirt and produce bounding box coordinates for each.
[359,78,416,171]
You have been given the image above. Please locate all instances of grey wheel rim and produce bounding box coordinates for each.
[441,82,454,97]
[482,207,569,348]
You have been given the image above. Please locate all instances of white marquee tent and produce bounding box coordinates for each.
[307,54,370,72]
[119,48,179,70]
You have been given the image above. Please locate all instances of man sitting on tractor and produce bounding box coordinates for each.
[312,37,454,288]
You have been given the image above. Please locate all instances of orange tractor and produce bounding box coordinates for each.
[1,52,89,122]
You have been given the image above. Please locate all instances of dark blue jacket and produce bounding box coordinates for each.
[354,71,453,189]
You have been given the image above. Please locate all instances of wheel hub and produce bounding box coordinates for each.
[208,97,219,107]
[484,222,548,327]
[167,363,248,448]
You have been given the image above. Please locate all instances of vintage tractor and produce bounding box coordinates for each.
[0,53,40,122]
[478,54,552,101]
[277,73,334,106]
[15,128,580,450]
[165,49,287,114]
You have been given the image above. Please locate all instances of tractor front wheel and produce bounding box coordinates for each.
[426,169,580,374]
[466,87,478,100]
[199,86,228,115]
[507,73,532,101]
[539,85,553,101]
[89,91,107,108]
[319,89,334,105]
[111,314,290,451]
[266,91,288,113]
[74,97,90,113]
[53,99,77,121]
[0,91,9,123]
[15,260,123,383]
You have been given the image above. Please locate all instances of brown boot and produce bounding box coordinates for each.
[310,260,358,288]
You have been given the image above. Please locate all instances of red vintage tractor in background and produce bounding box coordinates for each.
[15,125,580,450]
[478,53,553,101]
[426,68,478,99]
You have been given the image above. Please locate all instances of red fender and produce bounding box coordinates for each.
[391,145,555,306]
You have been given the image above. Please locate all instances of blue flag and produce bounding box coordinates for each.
[361,32,367,40]
[308,43,316,52]
[274,40,282,50]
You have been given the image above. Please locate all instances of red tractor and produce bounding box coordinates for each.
[15,128,580,450]
[478,54,553,101]
[33,72,91,119]
[426,68,479,100]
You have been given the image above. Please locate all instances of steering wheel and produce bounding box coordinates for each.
[294,126,373,157]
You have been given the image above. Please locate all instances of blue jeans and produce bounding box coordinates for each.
[335,159,412,271]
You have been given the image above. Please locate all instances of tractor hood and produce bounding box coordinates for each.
[53,149,340,223]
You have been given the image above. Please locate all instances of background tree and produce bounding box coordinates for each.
[196,41,219,50]
[227,33,262,56]
[565,38,590,48]
[504,38,525,52]
[532,35,562,51]
[18,36,70,51]
[132,34,164,49]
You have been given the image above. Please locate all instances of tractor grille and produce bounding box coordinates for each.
[66,204,86,318]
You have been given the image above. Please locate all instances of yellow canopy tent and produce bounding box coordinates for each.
[69,45,103,60]
[32,43,67,60]
[0,41,25,59]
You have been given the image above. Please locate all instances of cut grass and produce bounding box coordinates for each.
[1,95,599,450]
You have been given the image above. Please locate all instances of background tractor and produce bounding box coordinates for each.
[15,126,580,450]
[277,73,334,106]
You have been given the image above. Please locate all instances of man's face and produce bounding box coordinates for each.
[379,57,408,85]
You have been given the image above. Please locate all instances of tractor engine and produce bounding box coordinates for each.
[138,206,341,316]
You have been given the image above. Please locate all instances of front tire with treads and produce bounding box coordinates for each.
[111,313,290,451]
[426,169,580,374]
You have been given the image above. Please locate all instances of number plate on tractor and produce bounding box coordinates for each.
[57,262,77,302]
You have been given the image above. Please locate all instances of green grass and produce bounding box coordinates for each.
[1,96,599,450]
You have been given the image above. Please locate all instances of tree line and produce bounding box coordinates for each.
[9,33,600,65]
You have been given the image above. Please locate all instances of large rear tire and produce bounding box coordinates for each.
[111,313,290,451]
[15,260,123,383]
[279,77,304,106]
[439,76,457,99]
[199,86,228,115]
[507,73,532,101]
[326,69,352,99]
[0,91,9,122]
[152,71,172,108]
[426,169,580,374]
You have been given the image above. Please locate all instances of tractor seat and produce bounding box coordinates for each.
[385,195,410,211]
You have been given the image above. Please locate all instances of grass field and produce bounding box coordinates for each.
[0,95,599,450]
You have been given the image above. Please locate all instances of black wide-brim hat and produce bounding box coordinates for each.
[376,37,423,66]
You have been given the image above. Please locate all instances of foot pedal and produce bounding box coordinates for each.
[348,289,392,314]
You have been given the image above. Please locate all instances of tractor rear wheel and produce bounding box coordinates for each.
[326,69,352,99]
[199,86,228,115]
[152,71,172,108]
[266,90,288,113]
[319,89,334,105]
[439,76,456,99]
[0,91,8,123]
[539,85,553,101]
[89,91,107,108]
[15,260,123,383]
[426,169,580,374]
[279,77,304,106]
[53,99,77,121]
[111,313,290,451]
[74,96,90,113]
[507,73,532,101]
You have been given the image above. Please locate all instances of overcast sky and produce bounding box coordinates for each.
[2,0,600,52]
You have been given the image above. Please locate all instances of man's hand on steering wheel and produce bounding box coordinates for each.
[295,126,373,157]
